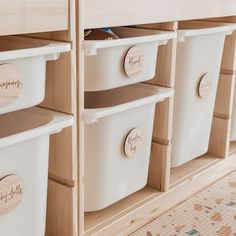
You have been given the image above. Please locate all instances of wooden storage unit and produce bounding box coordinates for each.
[79,4,236,236]
[0,1,236,236]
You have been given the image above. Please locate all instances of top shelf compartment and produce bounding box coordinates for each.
[0,0,68,36]
[84,0,236,29]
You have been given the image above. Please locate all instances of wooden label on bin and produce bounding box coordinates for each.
[198,73,213,98]
[0,64,23,107]
[124,128,143,158]
[0,175,24,215]
[124,46,144,77]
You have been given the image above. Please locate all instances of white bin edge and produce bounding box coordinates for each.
[82,27,177,56]
[0,107,74,149]
[177,21,236,42]
[82,83,174,124]
[0,36,71,61]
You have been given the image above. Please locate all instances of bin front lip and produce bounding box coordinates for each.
[82,29,177,55]
[177,22,236,38]
[82,84,174,124]
[0,36,71,61]
[0,107,74,149]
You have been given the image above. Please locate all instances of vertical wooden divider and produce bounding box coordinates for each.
[135,22,177,192]
[207,19,236,158]
[76,0,85,235]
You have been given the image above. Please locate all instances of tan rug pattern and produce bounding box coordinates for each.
[131,171,236,236]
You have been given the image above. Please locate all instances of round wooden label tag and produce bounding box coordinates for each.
[0,64,23,107]
[124,128,143,158]
[124,46,144,77]
[198,73,213,98]
[0,175,24,215]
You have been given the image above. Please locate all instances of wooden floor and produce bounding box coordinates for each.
[132,169,236,236]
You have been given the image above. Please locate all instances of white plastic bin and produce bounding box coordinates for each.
[0,107,73,236]
[0,36,70,114]
[83,27,177,91]
[83,83,173,211]
[171,21,236,168]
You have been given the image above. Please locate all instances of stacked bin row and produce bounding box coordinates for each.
[83,27,176,211]
[172,21,236,167]
[83,22,236,212]
[0,37,73,236]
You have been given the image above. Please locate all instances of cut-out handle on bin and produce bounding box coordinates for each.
[82,84,174,124]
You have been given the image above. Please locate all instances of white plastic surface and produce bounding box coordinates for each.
[83,83,173,211]
[83,27,177,91]
[0,36,71,115]
[0,107,73,236]
[171,22,236,168]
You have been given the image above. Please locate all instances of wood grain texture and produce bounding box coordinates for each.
[0,0,68,36]
[46,180,74,236]
[148,142,171,191]
[49,127,75,185]
[152,97,174,144]
[221,32,236,74]
[208,117,231,158]
[214,74,235,119]
[84,0,236,29]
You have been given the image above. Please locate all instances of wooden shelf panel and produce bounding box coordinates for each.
[0,0,68,36]
[85,187,160,235]
[170,154,221,188]
[84,146,236,236]
[84,0,236,29]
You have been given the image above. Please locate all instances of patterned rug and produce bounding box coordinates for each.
[131,171,236,236]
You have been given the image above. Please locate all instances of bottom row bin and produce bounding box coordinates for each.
[0,108,73,236]
[83,83,173,212]
[171,21,236,168]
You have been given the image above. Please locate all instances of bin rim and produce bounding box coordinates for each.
[0,36,71,61]
[83,27,177,56]
[82,83,174,124]
[177,21,236,39]
[0,107,73,149]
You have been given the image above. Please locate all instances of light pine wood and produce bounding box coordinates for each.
[148,142,171,191]
[0,0,68,36]
[49,127,74,185]
[46,180,74,236]
[84,150,236,236]
[221,32,236,74]
[76,0,85,235]
[214,74,235,119]
[84,0,236,29]
[152,97,174,145]
[170,154,221,188]
[208,117,231,158]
